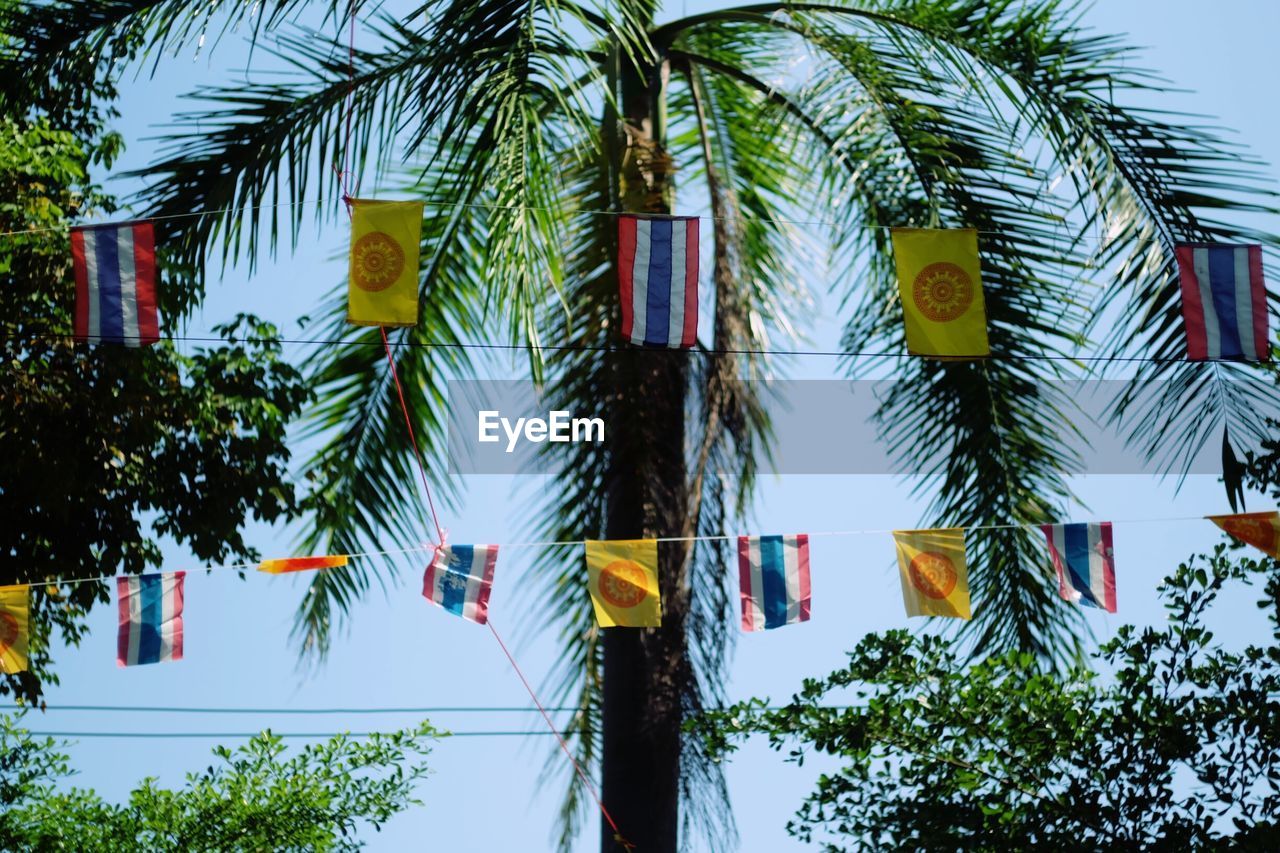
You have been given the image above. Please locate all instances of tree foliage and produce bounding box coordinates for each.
[696,545,1280,849]
[0,718,438,850]
[0,15,313,704]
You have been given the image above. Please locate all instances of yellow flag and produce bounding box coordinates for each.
[0,585,29,674]
[348,199,424,327]
[893,528,972,619]
[585,540,662,627]
[1208,511,1280,557]
[891,228,990,358]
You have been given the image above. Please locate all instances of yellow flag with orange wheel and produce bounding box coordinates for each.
[892,528,972,619]
[0,584,29,674]
[585,540,662,627]
[890,227,990,358]
[1208,511,1280,557]
[347,198,424,327]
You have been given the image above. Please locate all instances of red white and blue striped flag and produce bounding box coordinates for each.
[737,534,811,631]
[116,572,185,667]
[423,544,498,624]
[71,221,160,347]
[1041,522,1116,613]
[618,214,699,348]
[1175,242,1268,361]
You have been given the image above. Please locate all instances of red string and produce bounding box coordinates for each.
[486,620,634,850]
[374,333,629,842]
[347,3,625,846]
[379,328,445,546]
[381,320,631,847]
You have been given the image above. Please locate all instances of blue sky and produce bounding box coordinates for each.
[20,2,1280,851]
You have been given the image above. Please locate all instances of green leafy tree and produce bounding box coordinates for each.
[0,718,438,850]
[0,14,312,704]
[695,546,1280,849]
[7,1,1279,848]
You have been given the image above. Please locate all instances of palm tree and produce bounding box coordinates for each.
[8,1,1278,849]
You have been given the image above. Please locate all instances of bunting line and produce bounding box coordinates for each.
[2,513,1234,591]
[486,620,631,848]
[19,729,589,739]
[380,327,445,545]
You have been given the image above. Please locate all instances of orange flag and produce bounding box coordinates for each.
[258,555,349,574]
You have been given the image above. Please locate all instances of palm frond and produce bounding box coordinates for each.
[0,0,347,129]
[662,0,1278,665]
[855,0,1280,482]
[111,0,608,655]
[522,134,613,850]
[668,4,1091,662]
[292,192,485,655]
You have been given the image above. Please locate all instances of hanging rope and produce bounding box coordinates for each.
[326,5,627,843]
[379,326,445,546]
[486,619,633,849]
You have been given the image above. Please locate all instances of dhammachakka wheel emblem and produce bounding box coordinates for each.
[912,262,974,322]
[598,560,649,608]
[352,231,405,292]
[908,551,958,600]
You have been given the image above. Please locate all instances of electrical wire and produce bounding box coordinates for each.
[19,730,579,739]
[0,194,1063,238]
[35,705,578,713]
[21,330,1265,364]
[28,703,843,713]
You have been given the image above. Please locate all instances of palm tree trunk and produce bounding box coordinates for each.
[599,42,690,853]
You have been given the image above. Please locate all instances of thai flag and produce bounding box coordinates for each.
[1041,523,1116,613]
[422,544,498,624]
[618,215,699,348]
[1175,243,1268,361]
[116,572,185,667]
[737,534,811,631]
[71,221,160,346]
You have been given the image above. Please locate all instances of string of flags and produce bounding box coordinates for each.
[63,212,1268,362]
[24,200,1273,679]
[3,511,1279,674]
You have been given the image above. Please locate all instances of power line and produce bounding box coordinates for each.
[28,703,845,714]
[20,730,579,739]
[0,195,1064,238]
[19,330,1250,364]
[36,705,577,714]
